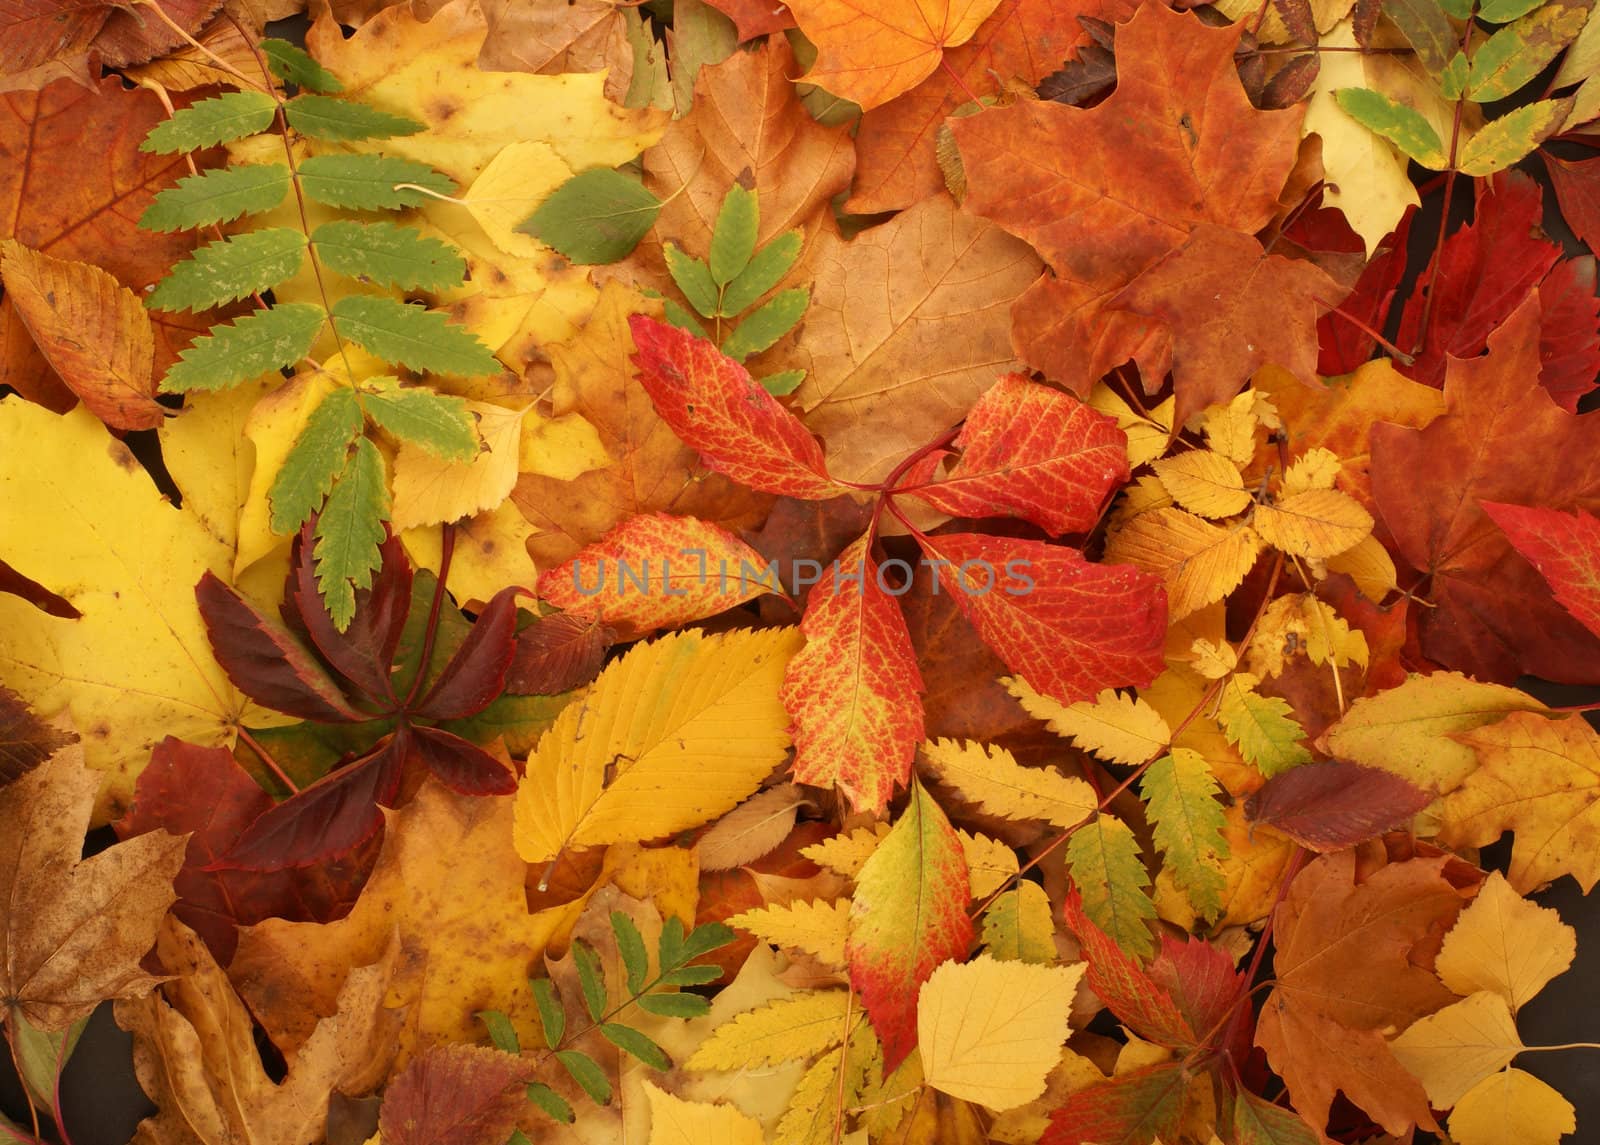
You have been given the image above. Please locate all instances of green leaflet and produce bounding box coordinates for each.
[721,229,802,315]
[139,164,292,233]
[284,93,425,142]
[314,437,390,631]
[525,1084,575,1125]
[146,228,307,313]
[329,295,501,377]
[710,183,758,285]
[557,1050,611,1105]
[573,939,608,1021]
[517,168,662,263]
[260,39,343,93]
[298,154,456,210]
[270,386,364,535]
[140,91,278,155]
[1467,0,1589,101]
[1381,0,1457,77]
[1218,677,1312,777]
[664,242,720,318]
[980,882,1056,964]
[611,911,649,996]
[359,378,479,459]
[310,220,466,291]
[160,304,324,393]
[1064,814,1156,959]
[599,1023,670,1070]
[1458,99,1570,174]
[661,297,708,338]
[1140,749,1230,923]
[760,369,806,396]
[476,1009,521,1054]
[721,287,808,360]
[1334,88,1448,169]
[1479,0,1548,18]
[636,992,711,1018]
[532,977,565,1048]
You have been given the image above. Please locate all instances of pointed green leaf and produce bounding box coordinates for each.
[260,39,343,92]
[1479,0,1547,18]
[720,287,808,360]
[1441,50,1469,99]
[476,1009,521,1054]
[330,295,500,377]
[759,369,805,396]
[657,917,685,970]
[572,939,607,1021]
[663,242,720,318]
[314,437,389,630]
[721,229,802,315]
[10,1014,86,1111]
[516,168,661,264]
[160,303,323,393]
[658,963,723,987]
[1382,0,1457,77]
[141,91,278,155]
[146,229,307,313]
[311,220,466,291]
[285,93,425,142]
[1064,814,1156,959]
[1468,0,1589,101]
[1458,99,1570,175]
[298,154,456,210]
[661,297,707,337]
[1140,749,1230,923]
[269,386,363,535]
[636,992,711,1018]
[679,921,737,963]
[531,977,564,1049]
[359,378,478,459]
[556,1050,611,1104]
[1334,88,1448,168]
[1218,676,1312,777]
[1231,1088,1322,1145]
[710,183,758,286]
[525,1083,575,1124]
[610,911,649,997]
[1439,0,1471,14]
[139,164,292,232]
[599,1023,670,1070]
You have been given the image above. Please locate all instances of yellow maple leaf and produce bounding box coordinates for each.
[1435,872,1576,1011]
[645,1082,765,1145]
[1007,679,1173,767]
[919,738,1097,829]
[1448,1067,1576,1145]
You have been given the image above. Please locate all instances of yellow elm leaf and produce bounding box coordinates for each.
[1004,679,1172,767]
[917,955,1086,1112]
[980,882,1056,964]
[1390,992,1526,1110]
[729,899,851,967]
[1448,1067,1576,1145]
[959,830,1019,899]
[1199,390,1262,465]
[513,627,802,865]
[919,738,1097,829]
[645,1082,765,1145]
[1253,488,1372,559]
[1110,473,1176,531]
[686,991,854,1071]
[1088,385,1174,468]
[1281,446,1342,496]
[390,400,525,531]
[1152,450,1252,519]
[802,824,892,879]
[1435,872,1576,1011]
[1105,506,1263,620]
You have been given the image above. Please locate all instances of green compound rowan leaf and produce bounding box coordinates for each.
[314,437,390,630]
[661,298,707,337]
[1457,99,1569,175]
[516,168,661,264]
[140,91,278,155]
[636,992,710,1018]
[532,978,564,1049]
[760,369,805,396]
[140,165,293,233]
[557,1050,611,1104]
[599,1023,670,1070]
[260,38,343,92]
[270,386,364,535]
[1140,749,1230,923]
[1218,674,1312,777]
[298,154,457,210]
[283,93,425,143]
[663,242,720,318]
[720,287,808,361]
[329,295,501,377]
[721,230,802,316]
[710,183,758,286]
[146,228,307,313]
[310,220,465,291]
[610,911,648,997]
[1466,0,1588,101]
[525,1083,575,1124]
[1334,88,1448,168]
[572,939,607,1021]
[160,303,324,393]
[477,1009,521,1054]
[359,378,478,460]
[1065,814,1157,959]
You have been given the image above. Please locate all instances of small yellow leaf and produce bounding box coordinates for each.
[1105,507,1263,620]
[1199,390,1263,465]
[1448,1067,1576,1145]
[981,883,1056,964]
[802,825,892,880]
[1390,992,1525,1109]
[920,738,1097,829]
[390,400,524,531]
[1325,534,1398,602]
[1153,450,1252,519]
[1188,638,1238,680]
[463,140,574,260]
[1007,679,1172,767]
[1088,385,1175,468]
[730,898,851,967]
[960,830,1020,899]
[1281,446,1342,496]
[1254,488,1372,559]
[1435,872,1576,1011]
[644,1081,765,1145]
[686,991,854,1071]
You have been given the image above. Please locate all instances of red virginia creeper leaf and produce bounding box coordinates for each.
[1317,209,1414,376]
[505,612,613,696]
[1244,760,1433,852]
[1041,1062,1187,1145]
[414,586,520,722]
[410,726,516,797]
[1482,501,1600,640]
[290,526,413,706]
[377,1044,529,1145]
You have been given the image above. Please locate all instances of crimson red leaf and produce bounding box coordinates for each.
[505,612,613,695]
[290,525,413,705]
[1317,207,1413,375]
[1063,888,1192,1049]
[1545,151,1600,257]
[1147,929,1252,1062]
[196,571,366,724]
[410,726,516,796]
[1535,254,1600,413]
[377,1044,528,1145]
[1041,1062,1187,1145]
[414,586,520,721]
[0,683,75,788]
[1482,501,1600,640]
[1244,760,1433,852]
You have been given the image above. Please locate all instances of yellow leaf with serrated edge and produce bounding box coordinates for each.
[1216,673,1311,777]
[1449,1067,1575,1145]
[1436,872,1575,1011]
[1254,488,1372,559]
[1200,390,1262,465]
[1390,992,1525,1109]
[802,824,893,879]
[1153,451,1252,519]
[390,401,526,531]
[645,1082,765,1145]
[1088,385,1175,468]
[686,991,854,1071]
[920,738,1097,829]
[1105,507,1262,620]
[1155,804,1296,929]
[1188,639,1238,680]
[730,898,850,967]
[981,882,1055,964]
[1110,474,1176,533]
[1065,814,1156,959]
[1325,534,1398,602]
[463,140,574,260]
[775,1024,878,1145]
[513,627,801,864]
[1247,593,1369,679]
[1282,447,1342,496]
[1005,679,1172,767]
[917,955,1085,1112]
[960,830,1019,899]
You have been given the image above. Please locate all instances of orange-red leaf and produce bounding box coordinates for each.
[1481,501,1600,641]
[781,533,925,815]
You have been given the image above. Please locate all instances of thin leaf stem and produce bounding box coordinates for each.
[1319,298,1416,364]
[236,725,300,794]
[2,1024,42,1145]
[403,522,457,710]
[1413,10,1475,356]
[129,0,261,90]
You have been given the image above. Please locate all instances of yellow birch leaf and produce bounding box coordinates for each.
[730,899,851,967]
[1435,872,1576,1011]
[802,824,892,879]
[645,1082,765,1145]
[390,401,527,531]
[1253,488,1372,559]
[1152,451,1252,519]
[981,883,1056,964]
[917,955,1085,1112]
[1282,446,1342,496]
[1448,1067,1576,1145]
[1004,680,1172,767]
[514,627,802,865]
[687,991,854,1071]
[1105,507,1262,620]
[463,140,574,260]
[920,738,1097,829]
[1390,992,1525,1109]
[1199,390,1262,466]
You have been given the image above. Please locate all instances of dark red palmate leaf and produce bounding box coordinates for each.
[1244,759,1433,852]
[290,525,413,705]
[414,586,521,721]
[1535,254,1600,413]
[410,726,516,796]
[1316,207,1413,375]
[505,612,613,695]
[1042,1063,1187,1145]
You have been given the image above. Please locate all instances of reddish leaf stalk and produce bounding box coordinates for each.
[236,725,299,795]
[403,522,458,710]
[1413,13,1475,357]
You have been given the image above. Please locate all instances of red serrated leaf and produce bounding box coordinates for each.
[1041,1063,1188,1145]
[1317,208,1414,375]
[414,586,520,721]
[1244,760,1433,852]
[628,315,845,500]
[377,1043,528,1145]
[290,525,413,705]
[196,571,367,724]
[1535,255,1600,413]
[0,684,75,788]
[903,373,1129,535]
[505,612,613,695]
[1147,931,1251,1060]
[913,533,1167,705]
[1063,888,1192,1048]
[1482,501,1600,640]
[410,726,516,796]
[781,533,925,815]
[1270,0,1315,41]
[847,780,972,1071]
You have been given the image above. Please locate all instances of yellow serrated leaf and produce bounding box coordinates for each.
[513,627,802,865]
[1254,488,1372,559]
[959,830,1019,899]
[1188,638,1238,680]
[802,824,893,879]
[1247,593,1369,679]
[644,1081,765,1145]
[1105,506,1262,620]
[1006,680,1172,767]
[774,1023,878,1145]
[390,400,525,531]
[1390,992,1525,1109]
[920,738,1097,829]
[1448,1067,1576,1145]
[1109,473,1175,532]
[1199,390,1262,465]
[1282,446,1342,496]
[1154,804,1296,930]
[1436,872,1576,1011]
[1152,450,1252,518]
[730,899,851,967]
[1088,384,1175,468]
[687,990,854,1071]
